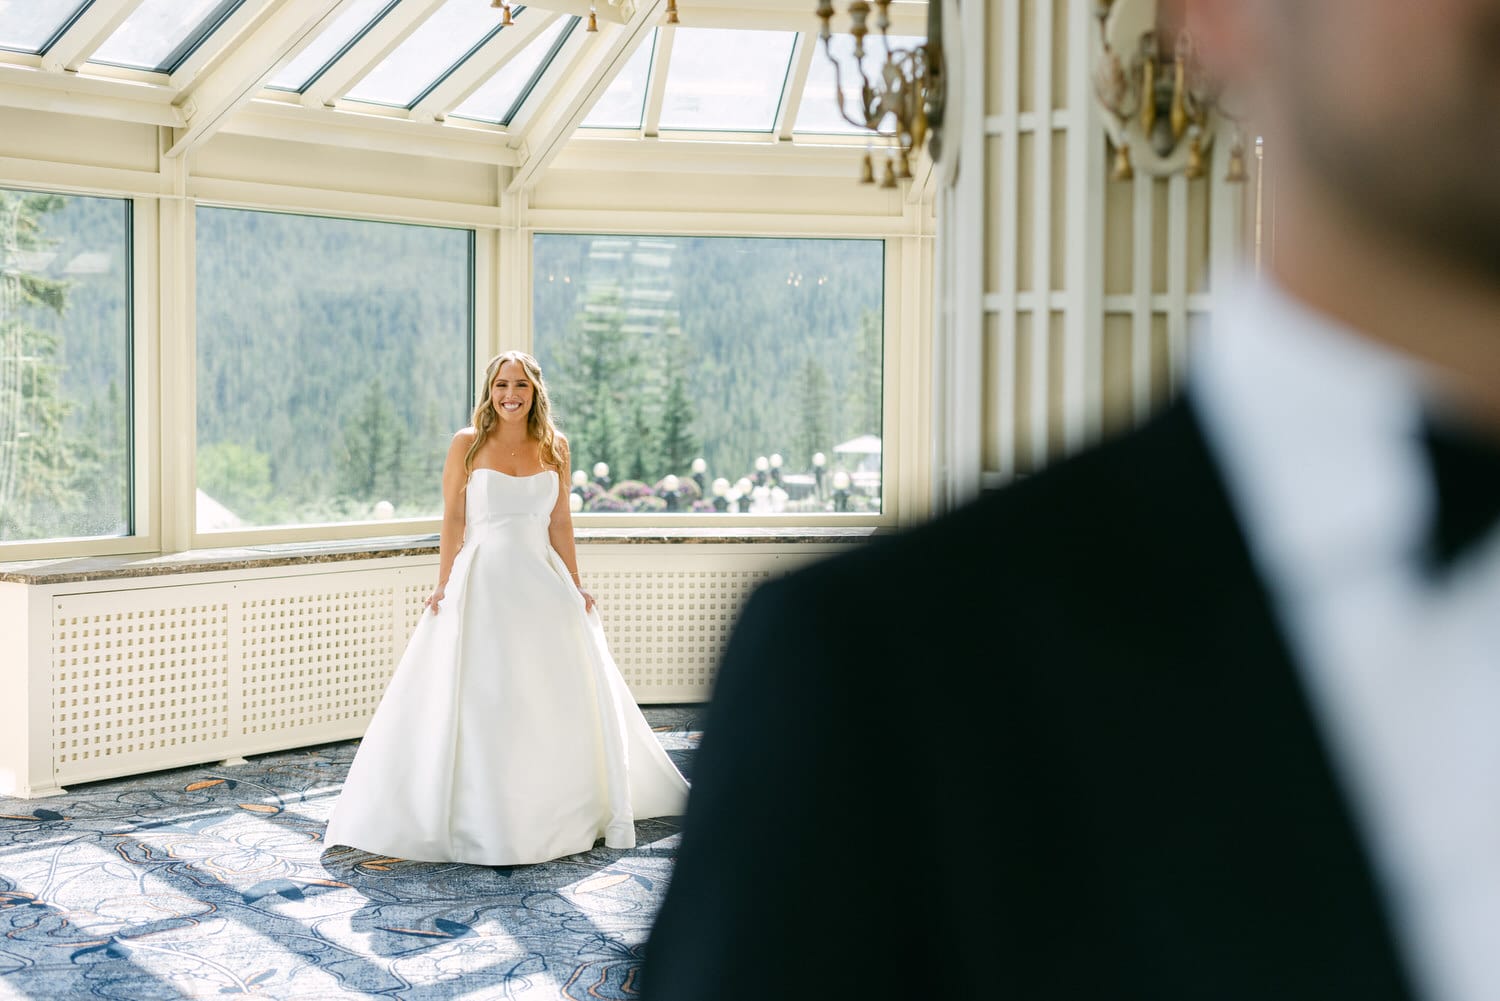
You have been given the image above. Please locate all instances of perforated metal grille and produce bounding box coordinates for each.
[37,555,795,790]
[240,586,396,738]
[401,581,430,641]
[51,596,232,783]
[589,568,771,699]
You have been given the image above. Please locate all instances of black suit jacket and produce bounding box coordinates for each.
[641,399,1418,1000]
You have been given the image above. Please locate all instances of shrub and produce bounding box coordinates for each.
[631,495,668,513]
[586,494,630,513]
[611,480,653,501]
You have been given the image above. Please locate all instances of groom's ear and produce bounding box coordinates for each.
[1184,0,1278,94]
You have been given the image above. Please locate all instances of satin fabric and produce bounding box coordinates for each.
[325,468,688,865]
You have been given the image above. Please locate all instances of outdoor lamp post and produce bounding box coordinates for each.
[812,451,827,499]
[754,455,769,486]
[832,470,852,512]
[711,477,730,513]
[661,474,681,512]
[691,457,707,494]
[569,492,583,514]
[769,452,784,488]
[593,462,611,490]
[726,485,743,513]
[735,477,753,512]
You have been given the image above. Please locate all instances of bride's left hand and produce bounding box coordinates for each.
[578,587,596,613]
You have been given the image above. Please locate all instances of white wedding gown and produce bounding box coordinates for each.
[324,468,689,865]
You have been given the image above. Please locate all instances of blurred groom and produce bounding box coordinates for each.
[643,1,1500,999]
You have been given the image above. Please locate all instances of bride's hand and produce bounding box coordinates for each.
[578,587,596,613]
[424,585,446,614]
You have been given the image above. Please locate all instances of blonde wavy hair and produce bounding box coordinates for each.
[465,351,565,474]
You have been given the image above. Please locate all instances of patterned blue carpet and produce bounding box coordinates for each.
[0,706,703,1000]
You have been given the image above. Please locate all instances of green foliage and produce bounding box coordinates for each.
[198,440,273,519]
[1,189,131,543]
[534,234,884,490]
[194,208,470,525]
[658,355,698,474]
[794,355,834,470]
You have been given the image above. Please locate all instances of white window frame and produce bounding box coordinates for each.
[0,183,157,562]
[518,225,910,532]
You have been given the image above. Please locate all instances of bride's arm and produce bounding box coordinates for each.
[546,435,595,612]
[426,430,471,614]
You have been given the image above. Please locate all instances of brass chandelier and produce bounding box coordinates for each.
[813,0,947,186]
[1091,0,1246,183]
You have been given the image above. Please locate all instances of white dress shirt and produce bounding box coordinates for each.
[1191,279,1500,1001]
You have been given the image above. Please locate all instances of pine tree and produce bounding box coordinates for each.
[0,191,77,541]
[845,307,883,440]
[337,378,403,505]
[659,367,698,473]
[794,355,834,470]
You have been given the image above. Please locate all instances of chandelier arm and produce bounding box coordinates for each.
[818,32,898,138]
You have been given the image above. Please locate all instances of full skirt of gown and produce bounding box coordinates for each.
[324,468,689,865]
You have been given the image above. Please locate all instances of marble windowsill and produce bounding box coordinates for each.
[0,528,880,585]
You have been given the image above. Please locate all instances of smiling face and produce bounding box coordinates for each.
[490,360,534,425]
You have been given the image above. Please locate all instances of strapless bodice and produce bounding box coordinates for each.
[464,468,556,545]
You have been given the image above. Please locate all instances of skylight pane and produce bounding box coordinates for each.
[658,28,795,132]
[580,28,655,129]
[0,0,91,55]
[345,0,513,109]
[796,33,924,134]
[92,0,245,72]
[449,15,573,125]
[266,0,397,93]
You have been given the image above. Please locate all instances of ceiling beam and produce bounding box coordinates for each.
[408,10,562,123]
[507,0,665,192]
[498,16,592,137]
[166,0,282,92]
[0,79,183,128]
[40,0,146,74]
[639,23,672,137]
[0,61,181,125]
[222,100,524,165]
[513,0,633,26]
[164,0,360,158]
[774,30,816,140]
[300,0,448,108]
[551,135,891,177]
[663,3,927,34]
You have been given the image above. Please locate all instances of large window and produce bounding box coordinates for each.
[195,209,472,532]
[0,188,132,544]
[533,235,884,515]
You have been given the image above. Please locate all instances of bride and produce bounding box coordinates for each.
[324,351,689,865]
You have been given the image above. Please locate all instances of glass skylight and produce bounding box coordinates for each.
[658,28,795,132]
[0,0,91,55]
[344,0,514,109]
[796,33,923,134]
[580,29,656,130]
[91,0,245,73]
[266,0,397,93]
[449,15,574,125]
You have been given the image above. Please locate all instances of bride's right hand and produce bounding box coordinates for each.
[424,585,446,614]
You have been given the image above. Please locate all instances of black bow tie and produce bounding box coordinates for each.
[1422,417,1500,571]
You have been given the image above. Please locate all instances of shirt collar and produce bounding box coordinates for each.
[1189,278,1434,587]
